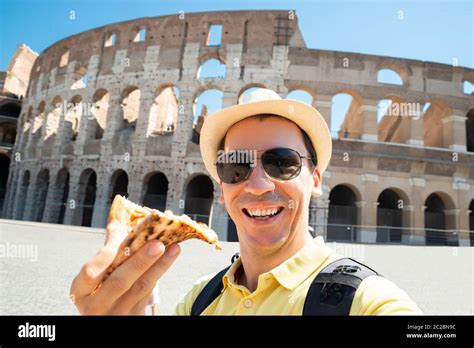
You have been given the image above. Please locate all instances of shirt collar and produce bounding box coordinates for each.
[222,236,334,291]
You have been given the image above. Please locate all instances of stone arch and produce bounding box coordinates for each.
[286,85,317,103]
[51,168,70,224]
[108,169,129,204]
[44,96,63,143]
[469,200,474,246]
[31,101,46,145]
[32,168,50,222]
[286,87,315,106]
[59,47,70,68]
[197,58,226,79]
[377,95,408,143]
[237,83,267,101]
[74,168,97,227]
[0,102,21,117]
[424,192,457,246]
[15,170,30,219]
[0,122,16,145]
[466,109,474,152]
[331,89,364,139]
[119,86,141,130]
[132,25,148,42]
[148,84,180,136]
[376,188,410,243]
[0,154,10,214]
[192,85,223,143]
[141,171,168,210]
[71,65,89,90]
[104,31,117,47]
[327,184,360,241]
[375,60,411,85]
[91,88,109,140]
[184,174,214,224]
[64,95,83,142]
[423,99,453,148]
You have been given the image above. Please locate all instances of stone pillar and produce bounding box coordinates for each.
[171,92,194,158]
[101,88,122,157]
[401,204,415,243]
[63,171,81,226]
[209,198,229,241]
[41,169,59,223]
[405,177,427,245]
[360,99,378,141]
[22,170,39,221]
[315,95,332,133]
[453,178,471,246]
[442,111,468,151]
[132,89,155,158]
[91,170,110,228]
[355,200,377,243]
[404,107,424,146]
[444,209,461,246]
[222,91,237,108]
[73,90,94,156]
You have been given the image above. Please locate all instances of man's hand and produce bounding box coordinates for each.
[70,223,180,315]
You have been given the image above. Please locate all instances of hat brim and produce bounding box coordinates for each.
[199,99,332,182]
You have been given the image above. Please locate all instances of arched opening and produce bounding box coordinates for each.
[197,58,226,79]
[331,92,363,139]
[31,101,45,145]
[0,102,21,117]
[104,32,117,47]
[44,96,62,143]
[0,122,16,146]
[59,48,70,68]
[466,109,474,152]
[286,89,314,106]
[377,69,403,85]
[184,175,214,224]
[327,185,358,242]
[469,200,474,246]
[423,100,452,148]
[192,88,223,144]
[71,66,89,90]
[120,87,141,130]
[424,193,457,246]
[377,96,412,143]
[133,27,147,42]
[82,172,97,227]
[148,86,180,136]
[33,169,49,222]
[54,168,70,224]
[64,96,82,141]
[142,172,168,211]
[0,154,10,214]
[237,84,266,102]
[463,80,473,95]
[376,189,404,243]
[91,89,109,140]
[109,170,129,204]
[16,170,30,219]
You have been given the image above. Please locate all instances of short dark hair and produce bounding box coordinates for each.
[218,114,318,169]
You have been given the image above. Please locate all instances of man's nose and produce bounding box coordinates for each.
[244,161,275,195]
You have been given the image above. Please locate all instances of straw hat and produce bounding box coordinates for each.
[199,88,332,182]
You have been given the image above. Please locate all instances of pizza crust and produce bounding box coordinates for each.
[105,195,221,277]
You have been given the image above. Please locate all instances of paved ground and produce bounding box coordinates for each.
[0,219,472,315]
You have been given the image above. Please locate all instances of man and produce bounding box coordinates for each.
[71,88,422,315]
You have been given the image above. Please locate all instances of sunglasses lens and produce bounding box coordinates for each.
[217,162,251,184]
[262,148,302,180]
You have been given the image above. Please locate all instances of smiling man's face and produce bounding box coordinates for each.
[219,115,322,257]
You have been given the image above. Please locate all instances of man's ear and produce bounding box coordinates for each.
[312,168,322,197]
[218,181,225,204]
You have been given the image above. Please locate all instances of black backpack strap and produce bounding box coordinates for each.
[190,252,240,316]
[303,257,379,315]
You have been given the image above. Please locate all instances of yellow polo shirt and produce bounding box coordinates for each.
[175,237,423,315]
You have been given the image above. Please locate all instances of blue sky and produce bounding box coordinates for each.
[0,0,472,135]
[0,0,472,70]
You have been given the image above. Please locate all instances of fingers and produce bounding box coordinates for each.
[87,240,166,311]
[111,244,181,315]
[70,242,120,301]
[71,222,126,303]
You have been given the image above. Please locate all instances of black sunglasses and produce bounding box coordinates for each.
[216,147,313,184]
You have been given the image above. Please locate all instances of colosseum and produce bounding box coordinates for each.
[1,10,473,246]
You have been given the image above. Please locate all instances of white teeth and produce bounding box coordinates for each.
[247,208,279,217]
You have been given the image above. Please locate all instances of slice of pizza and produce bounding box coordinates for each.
[105,195,221,278]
